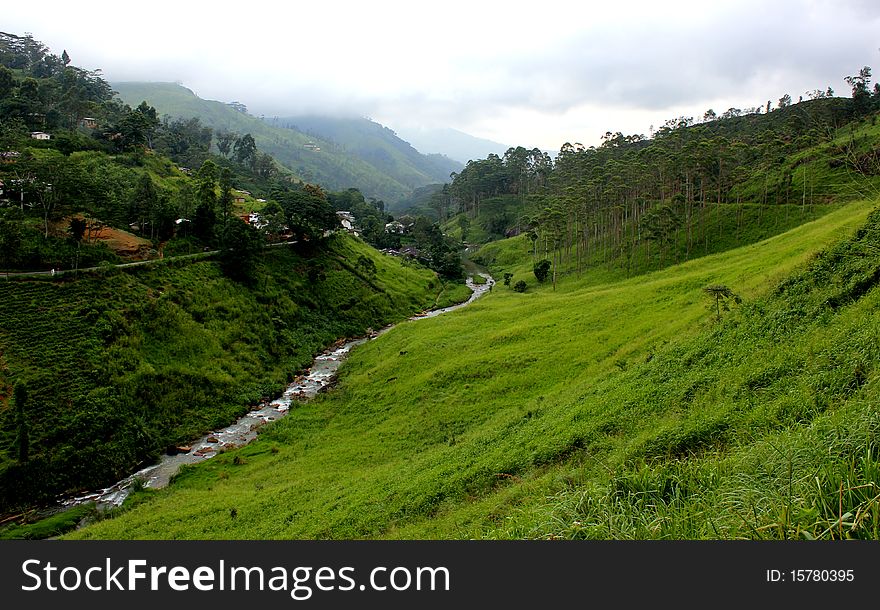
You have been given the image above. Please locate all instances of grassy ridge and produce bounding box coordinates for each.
[68,197,877,539]
[0,235,439,510]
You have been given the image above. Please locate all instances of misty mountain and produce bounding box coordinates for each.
[268,114,461,189]
[112,82,461,203]
[390,126,511,164]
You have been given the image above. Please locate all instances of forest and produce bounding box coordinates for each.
[433,70,880,285]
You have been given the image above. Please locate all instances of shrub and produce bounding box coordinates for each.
[533,259,551,283]
[513,280,527,293]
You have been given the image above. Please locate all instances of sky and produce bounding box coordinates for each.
[4,0,880,151]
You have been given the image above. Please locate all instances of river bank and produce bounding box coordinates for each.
[57,273,494,516]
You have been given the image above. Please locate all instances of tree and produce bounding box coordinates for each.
[0,66,14,99]
[13,382,29,463]
[777,94,792,109]
[217,218,263,282]
[254,152,276,179]
[261,200,287,239]
[458,216,470,242]
[0,211,22,275]
[513,280,527,293]
[118,102,160,150]
[18,151,77,237]
[233,133,257,167]
[218,168,234,229]
[503,272,513,286]
[703,284,741,320]
[276,184,338,242]
[845,66,874,115]
[130,173,158,236]
[216,131,236,158]
[533,259,552,282]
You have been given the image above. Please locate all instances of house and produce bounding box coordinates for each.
[0,151,20,163]
[336,211,356,232]
[233,189,251,204]
[30,131,51,141]
[247,212,267,229]
[79,117,98,129]
[384,221,405,234]
[303,142,321,152]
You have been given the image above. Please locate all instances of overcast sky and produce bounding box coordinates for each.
[4,0,880,151]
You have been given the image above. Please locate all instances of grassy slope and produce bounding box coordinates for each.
[69,195,877,539]
[0,235,440,509]
[113,82,444,203]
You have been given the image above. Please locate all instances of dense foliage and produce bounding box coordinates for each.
[0,235,439,511]
[0,32,347,274]
[327,187,463,279]
[443,69,880,281]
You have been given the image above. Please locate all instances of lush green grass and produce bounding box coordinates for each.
[474,202,838,290]
[0,503,95,539]
[0,235,439,511]
[433,281,474,309]
[68,196,878,539]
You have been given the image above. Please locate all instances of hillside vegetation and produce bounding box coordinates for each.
[112,82,461,203]
[69,195,878,539]
[0,235,441,511]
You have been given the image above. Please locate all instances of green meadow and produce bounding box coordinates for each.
[70,195,880,539]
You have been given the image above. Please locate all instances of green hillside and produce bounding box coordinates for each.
[271,115,460,188]
[112,82,461,203]
[0,235,442,511]
[68,195,879,539]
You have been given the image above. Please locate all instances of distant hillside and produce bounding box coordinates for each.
[391,126,510,164]
[268,114,461,191]
[113,82,459,203]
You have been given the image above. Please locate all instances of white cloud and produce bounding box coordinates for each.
[4,0,879,149]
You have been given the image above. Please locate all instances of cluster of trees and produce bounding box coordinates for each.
[445,147,552,220]
[450,67,880,277]
[215,131,278,179]
[327,188,462,278]
[0,33,347,277]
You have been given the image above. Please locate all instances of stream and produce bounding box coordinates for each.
[59,273,495,512]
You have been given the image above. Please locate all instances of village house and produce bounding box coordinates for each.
[79,117,98,129]
[30,131,51,140]
[384,220,405,234]
[336,211,356,232]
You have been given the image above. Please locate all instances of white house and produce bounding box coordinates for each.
[336,211,357,232]
[30,132,51,140]
[384,221,405,234]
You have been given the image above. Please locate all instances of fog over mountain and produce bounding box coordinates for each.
[4,0,879,149]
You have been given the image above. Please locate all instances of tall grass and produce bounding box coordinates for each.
[67,197,879,539]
